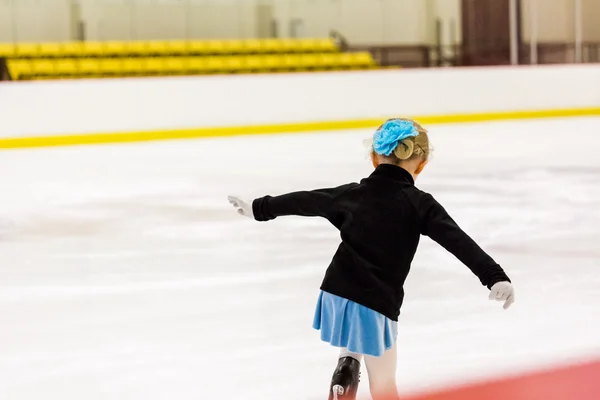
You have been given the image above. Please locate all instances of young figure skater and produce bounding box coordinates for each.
[228,118,515,400]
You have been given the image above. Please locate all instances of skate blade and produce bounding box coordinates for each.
[332,384,344,400]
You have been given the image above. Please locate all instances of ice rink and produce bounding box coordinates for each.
[1,117,600,400]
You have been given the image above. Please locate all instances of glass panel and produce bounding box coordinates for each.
[1,0,73,43]
[429,0,462,67]
[522,0,578,65]
[7,0,595,68]
[581,0,600,63]
[283,0,336,39]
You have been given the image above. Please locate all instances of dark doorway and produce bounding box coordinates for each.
[461,0,522,66]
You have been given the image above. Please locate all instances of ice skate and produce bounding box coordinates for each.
[328,356,361,400]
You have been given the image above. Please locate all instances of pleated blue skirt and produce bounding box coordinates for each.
[312,290,398,357]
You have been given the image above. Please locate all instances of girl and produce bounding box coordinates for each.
[228,118,515,400]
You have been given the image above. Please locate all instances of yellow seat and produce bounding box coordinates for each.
[223,56,245,73]
[7,60,31,80]
[320,54,337,69]
[334,53,353,68]
[205,40,227,55]
[104,41,129,57]
[167,41,188,56]
[339,52,375,69]
[334,54,355,69]
[81,42,106,57]
[31,59,55,78]
[276,39,301,53]
[126,41,148,57]
[260,39,285,54]
[243,39,263,54]
[204,56,227,73]
[146,41,170,56]
[313,38,338,53]
[191,40,229,57]
[281,55,301,71]
[142,58,165,75]
[15,43,40,58]
[353,52,376,68]
[99,59,123,76]
[163,57,186,74]
[187,57,209,74]
[38,43,63,58]
[55,59,78,76]
[295,39,320,53]
[298,54,320,70]
[78,59,101,76]
[121,58,144,75]
[61,42,84,58]
[220,40,245,55]
[0,43,15,58]
[262,55,284,71]
[244,56,264,72]
[188,41,208,56]
[310,53,333,70]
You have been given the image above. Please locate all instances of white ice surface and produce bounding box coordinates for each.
[1,118,600,400]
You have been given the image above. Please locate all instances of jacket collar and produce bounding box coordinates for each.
[370,164,415,185]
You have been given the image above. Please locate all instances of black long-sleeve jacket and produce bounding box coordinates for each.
[252,163,510,321]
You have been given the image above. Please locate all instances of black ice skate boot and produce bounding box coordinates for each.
[328,356,361,400]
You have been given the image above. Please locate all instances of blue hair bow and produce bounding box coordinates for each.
[372,119,419,156]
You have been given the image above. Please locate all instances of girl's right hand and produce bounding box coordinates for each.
[227,195,254,219]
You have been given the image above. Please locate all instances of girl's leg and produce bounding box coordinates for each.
[328,348,362,400]
[363,344,399,400]
[339,348,362,362]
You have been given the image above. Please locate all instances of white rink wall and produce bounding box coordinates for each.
[0,64,599,138]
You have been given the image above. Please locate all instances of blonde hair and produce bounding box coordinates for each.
[371,118,431,163]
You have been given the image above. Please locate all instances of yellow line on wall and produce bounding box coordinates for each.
[1,107,599,150]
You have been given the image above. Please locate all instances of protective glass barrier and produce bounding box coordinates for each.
[521,0,592,64]
[0,0,275,42]
[283,0,447,67]
[0,0,597,67]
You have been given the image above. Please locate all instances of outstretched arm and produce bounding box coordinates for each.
[229,183,357,222]
[419,192,514,308]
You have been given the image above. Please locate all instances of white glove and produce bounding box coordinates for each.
[227,195,254,218]
[489,281,515,309]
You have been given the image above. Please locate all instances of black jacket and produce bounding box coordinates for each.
[252,163,510,321]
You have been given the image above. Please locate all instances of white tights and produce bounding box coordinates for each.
[339,344,399,400]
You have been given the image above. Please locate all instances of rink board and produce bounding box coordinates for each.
[1,64,599,149]
[0,106,599,150]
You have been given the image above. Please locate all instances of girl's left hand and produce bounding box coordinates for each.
[489,281,515,309]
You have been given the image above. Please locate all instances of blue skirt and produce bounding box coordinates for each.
[312,291,398,357]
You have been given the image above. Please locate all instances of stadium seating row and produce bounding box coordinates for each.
[0,38,338,59]
[8,53,376,80]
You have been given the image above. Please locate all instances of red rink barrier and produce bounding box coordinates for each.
[393,359,600,400]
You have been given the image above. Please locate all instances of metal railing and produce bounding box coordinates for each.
[344,41,600,69]
[0,58,9,80]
